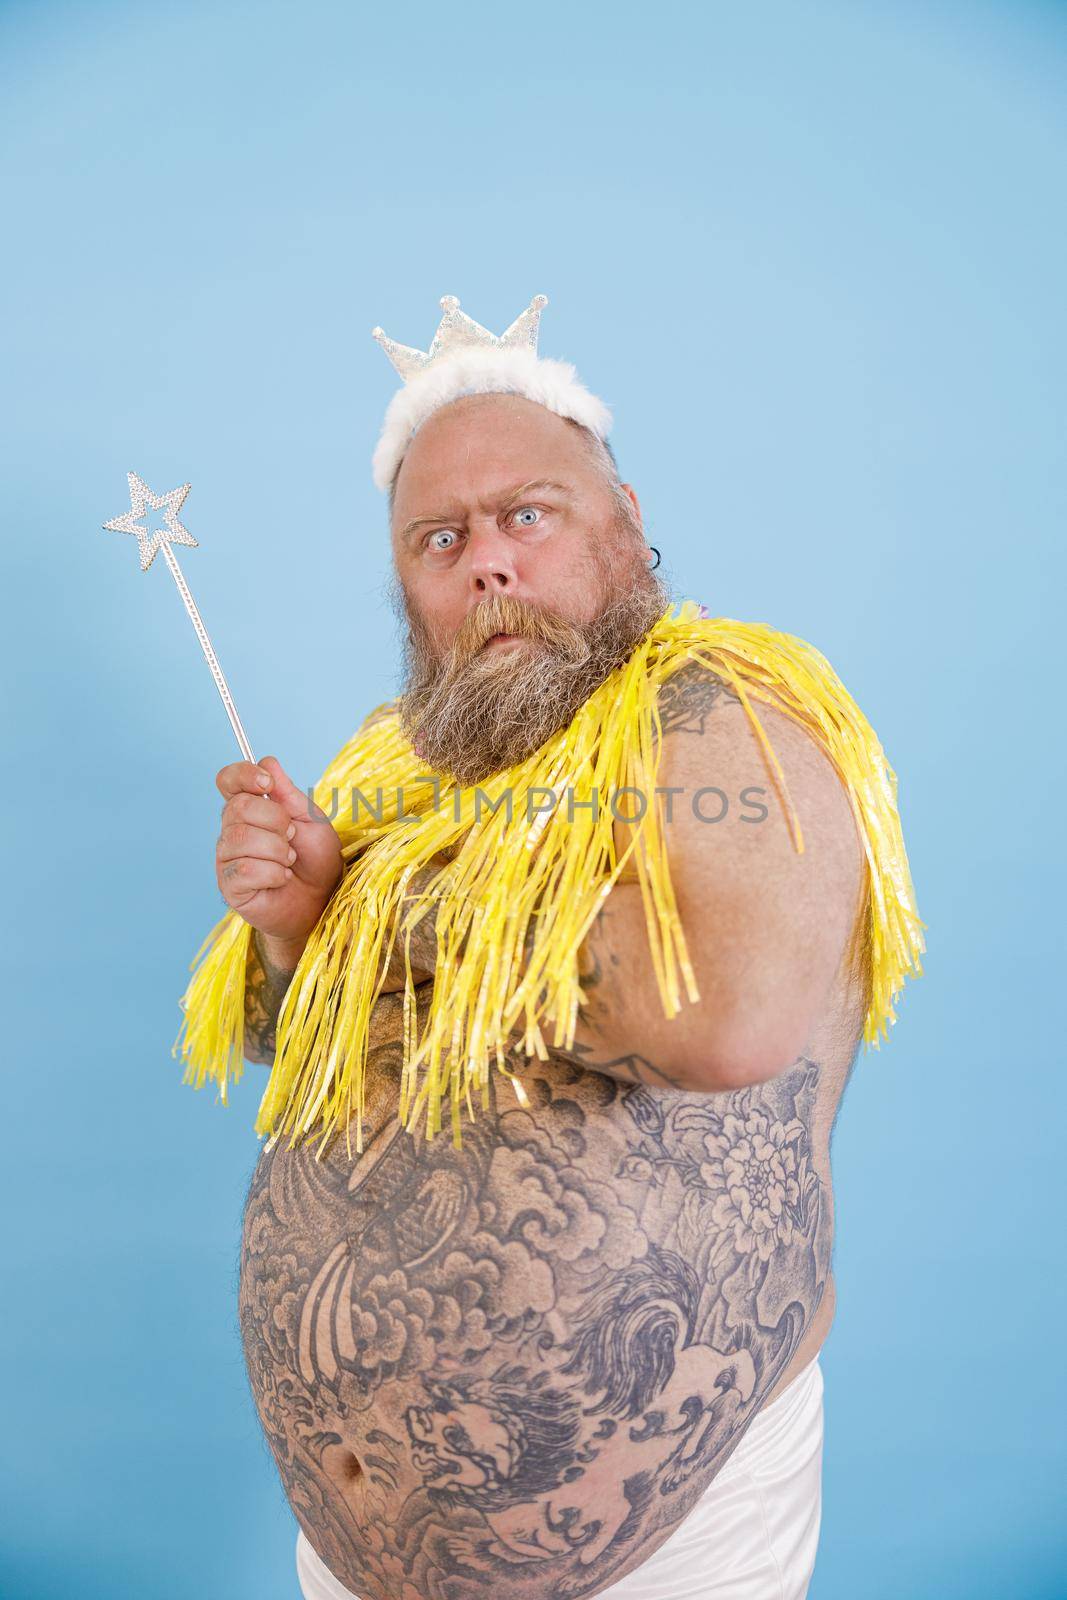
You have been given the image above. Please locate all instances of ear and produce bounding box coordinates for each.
[620,481,645,538]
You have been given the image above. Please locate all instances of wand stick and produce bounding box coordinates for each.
[103,471,256,763]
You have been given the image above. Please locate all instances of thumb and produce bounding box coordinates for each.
[258,755,331,824]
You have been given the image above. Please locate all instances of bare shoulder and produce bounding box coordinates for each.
[650,656,861,872]
[653,657,746,734]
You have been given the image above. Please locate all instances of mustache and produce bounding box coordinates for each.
[434,591,587,669]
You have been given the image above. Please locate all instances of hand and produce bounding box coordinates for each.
[215,755,343,952]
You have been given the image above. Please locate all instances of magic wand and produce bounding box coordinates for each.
[102,471,255,762]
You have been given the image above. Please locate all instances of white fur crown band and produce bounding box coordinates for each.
[369,293,613,492]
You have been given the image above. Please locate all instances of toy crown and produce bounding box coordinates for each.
[369,292,612,493]
[372,293,549,380]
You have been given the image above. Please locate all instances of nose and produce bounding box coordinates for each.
[465,521,518,598]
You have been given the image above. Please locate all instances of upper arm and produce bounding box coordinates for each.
[618,663,867,1085]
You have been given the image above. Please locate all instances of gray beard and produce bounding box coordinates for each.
[388,532,673,788]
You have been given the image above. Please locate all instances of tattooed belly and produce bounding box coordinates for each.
[238,1050,833,1600]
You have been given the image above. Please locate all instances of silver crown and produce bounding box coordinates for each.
[372,293,548,382]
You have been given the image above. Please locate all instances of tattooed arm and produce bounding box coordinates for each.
[243,929,305,1064]
[548,664,867,1093]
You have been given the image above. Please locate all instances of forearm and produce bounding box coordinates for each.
[537,881,723,1093]
[373,865,726,1091]
[553,869,826,1093]
[374,856,453,991]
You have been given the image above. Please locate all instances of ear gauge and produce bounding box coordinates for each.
[648,546,662,569]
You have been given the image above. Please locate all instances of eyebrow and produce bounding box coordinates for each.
[399,479,576,545]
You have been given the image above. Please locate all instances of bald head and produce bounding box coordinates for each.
[388,412,622,518]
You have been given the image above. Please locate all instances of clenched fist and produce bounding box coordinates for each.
[214,755,343,958]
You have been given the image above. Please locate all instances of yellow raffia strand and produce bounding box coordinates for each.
[172,602,925,1154]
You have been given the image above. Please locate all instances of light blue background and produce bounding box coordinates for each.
[2,1,1064,1596]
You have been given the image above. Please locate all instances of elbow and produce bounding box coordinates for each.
[672,1008,812,1092]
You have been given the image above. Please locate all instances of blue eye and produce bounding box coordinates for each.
[513,506,541,528]
[427,529,458,551]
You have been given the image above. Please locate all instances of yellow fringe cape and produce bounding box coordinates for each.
[172,601,925,1157]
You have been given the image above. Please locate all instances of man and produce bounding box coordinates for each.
[204,296,918,1600]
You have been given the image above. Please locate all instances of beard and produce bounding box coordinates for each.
[387,514,673,787]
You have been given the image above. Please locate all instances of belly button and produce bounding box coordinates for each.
[322,1444,365,1486]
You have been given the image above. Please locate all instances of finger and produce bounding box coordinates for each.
[216,759,276,801]
[222,791,296,837]
[217,823,296,867]
[258,755,330,825]
[217,856,293,900]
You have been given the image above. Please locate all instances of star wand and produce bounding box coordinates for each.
[103,471,256,762]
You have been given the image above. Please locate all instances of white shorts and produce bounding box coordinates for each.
[296,1354,824,1600]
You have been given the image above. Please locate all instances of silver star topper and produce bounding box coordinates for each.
[103,471,198,571]
[102,471,255,762]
